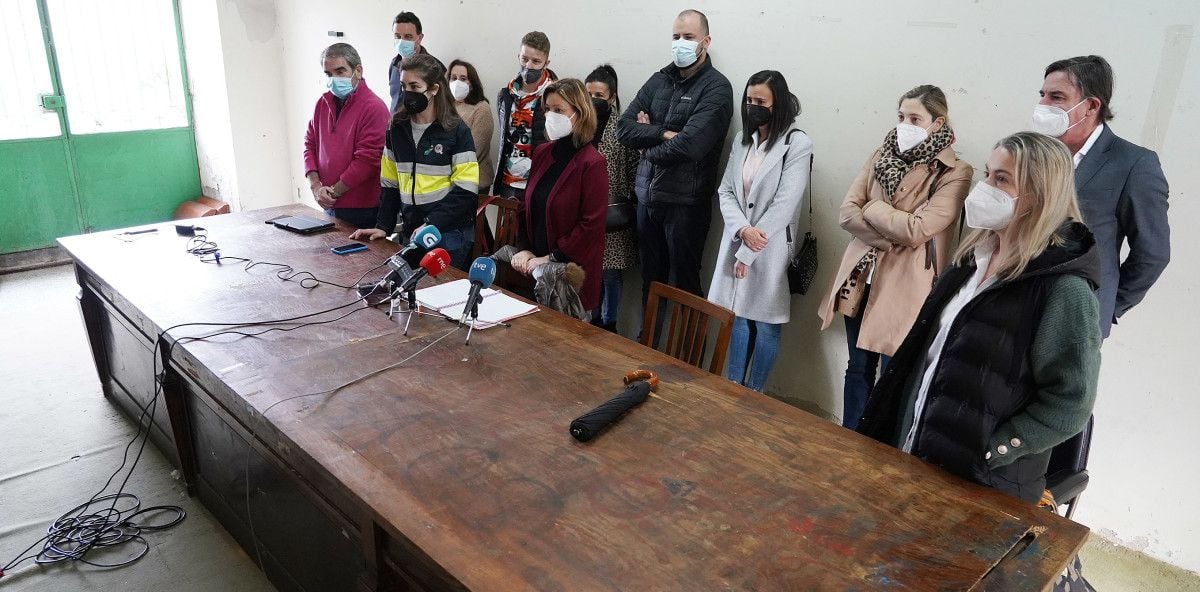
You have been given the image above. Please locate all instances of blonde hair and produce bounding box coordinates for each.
[954,132,1083,280]
[544,78,597,148]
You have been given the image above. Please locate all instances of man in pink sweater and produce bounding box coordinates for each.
[304,43,391,229]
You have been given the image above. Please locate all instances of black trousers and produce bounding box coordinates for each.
[326,207,379,230]
[637,200,711,301]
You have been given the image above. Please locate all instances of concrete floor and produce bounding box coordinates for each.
[0,266,273,592]
[1,264,1198,591]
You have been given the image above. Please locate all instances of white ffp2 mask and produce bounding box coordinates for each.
[964,181,1018,230]
[1030,100,1086,137]
[545,111,575,141]
[895,122,933,152]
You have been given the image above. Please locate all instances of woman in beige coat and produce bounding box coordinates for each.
[818,85,972,429]
[448,59,495,194]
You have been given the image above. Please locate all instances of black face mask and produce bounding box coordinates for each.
[745,104,772,129]
[402,89,429,114]
[591,97,612,121]
[520,66,544,85]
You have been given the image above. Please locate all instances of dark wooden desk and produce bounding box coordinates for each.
[60,205,1087,591]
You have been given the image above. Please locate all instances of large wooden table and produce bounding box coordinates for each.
[59,205,1087,591]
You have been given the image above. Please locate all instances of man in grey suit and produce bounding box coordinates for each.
[1034,55,1170,338]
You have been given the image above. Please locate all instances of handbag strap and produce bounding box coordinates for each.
[781,129,814,239]
[923,164,948,279]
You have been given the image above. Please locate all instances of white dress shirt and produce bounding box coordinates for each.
[1073,124,1104,169]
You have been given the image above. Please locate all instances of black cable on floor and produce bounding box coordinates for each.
[0,249,393,580]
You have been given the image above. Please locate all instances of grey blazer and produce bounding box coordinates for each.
[1075,125,1170,337]
[708,126,812,324]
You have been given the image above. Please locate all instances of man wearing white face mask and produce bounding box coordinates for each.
[388,12,439,114]
[1034,55,1170,338]
[617,9,733,303]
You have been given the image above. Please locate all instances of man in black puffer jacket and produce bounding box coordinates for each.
[618,9,733,300]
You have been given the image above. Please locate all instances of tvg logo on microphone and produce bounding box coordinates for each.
[413,224,441,248]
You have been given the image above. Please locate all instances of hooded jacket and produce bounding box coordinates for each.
[858,221,1102,503]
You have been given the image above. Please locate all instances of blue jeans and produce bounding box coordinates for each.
[725,317,782,392]
[842,313,891,429]
[324,207,378,230]
[437,226,475,271]
[592,269,624,326]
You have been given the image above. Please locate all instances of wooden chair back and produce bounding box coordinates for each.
[473,194,532,293]
[640,281,735,375]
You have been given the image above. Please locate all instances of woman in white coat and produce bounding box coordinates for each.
[709,70,812,392]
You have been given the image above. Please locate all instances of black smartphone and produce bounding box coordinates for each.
[331,242,368,255]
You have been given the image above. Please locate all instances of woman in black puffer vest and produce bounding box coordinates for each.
[858,132,1102,506]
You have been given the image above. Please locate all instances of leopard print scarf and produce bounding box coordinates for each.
[872,124,955,198]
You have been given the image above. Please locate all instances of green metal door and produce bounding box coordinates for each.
[0,0,200,254]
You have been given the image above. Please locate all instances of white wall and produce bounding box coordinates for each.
[179,0,238,203]
[215,0,1200,573]
[180,0,292,210]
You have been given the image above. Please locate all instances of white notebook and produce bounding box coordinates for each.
[414,279,539,329]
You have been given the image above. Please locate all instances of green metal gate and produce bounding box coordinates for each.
[0,0,200,254]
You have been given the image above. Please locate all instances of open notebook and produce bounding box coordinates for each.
[414,279,539,329]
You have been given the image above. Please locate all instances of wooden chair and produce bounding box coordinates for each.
[472,194,532,293]
[640,281,735,375]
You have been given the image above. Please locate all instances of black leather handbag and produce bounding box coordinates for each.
[605,198,636,231]
[787,133,817,295]
[788,228,818,295]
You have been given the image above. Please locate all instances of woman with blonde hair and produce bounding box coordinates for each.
[818,85,973,429]
[858,132,1101,509]
[510,79,608,314]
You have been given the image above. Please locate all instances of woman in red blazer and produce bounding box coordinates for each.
[511,79,609,312]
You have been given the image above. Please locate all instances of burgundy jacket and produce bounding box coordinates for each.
[523,140,609,310]
[302,79,390,209]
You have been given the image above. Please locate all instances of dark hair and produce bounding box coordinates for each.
[396,54,461,130]
[1044,55,1115,121]
[521,31,551,55]
[584,64,620,112]
[898,84,949,124]
[447,59,488,106]
[393,11,422,34]
[740,70,800,149]
[320,43,361,70]
[678,9,710,35]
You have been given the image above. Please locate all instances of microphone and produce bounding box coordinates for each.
[385,225,442,288]
[461,257,498,324]
[398,247,451,292]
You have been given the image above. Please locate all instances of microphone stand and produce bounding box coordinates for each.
[463,299,480,345]
[400,284,418,335]
[385,283,410,320]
